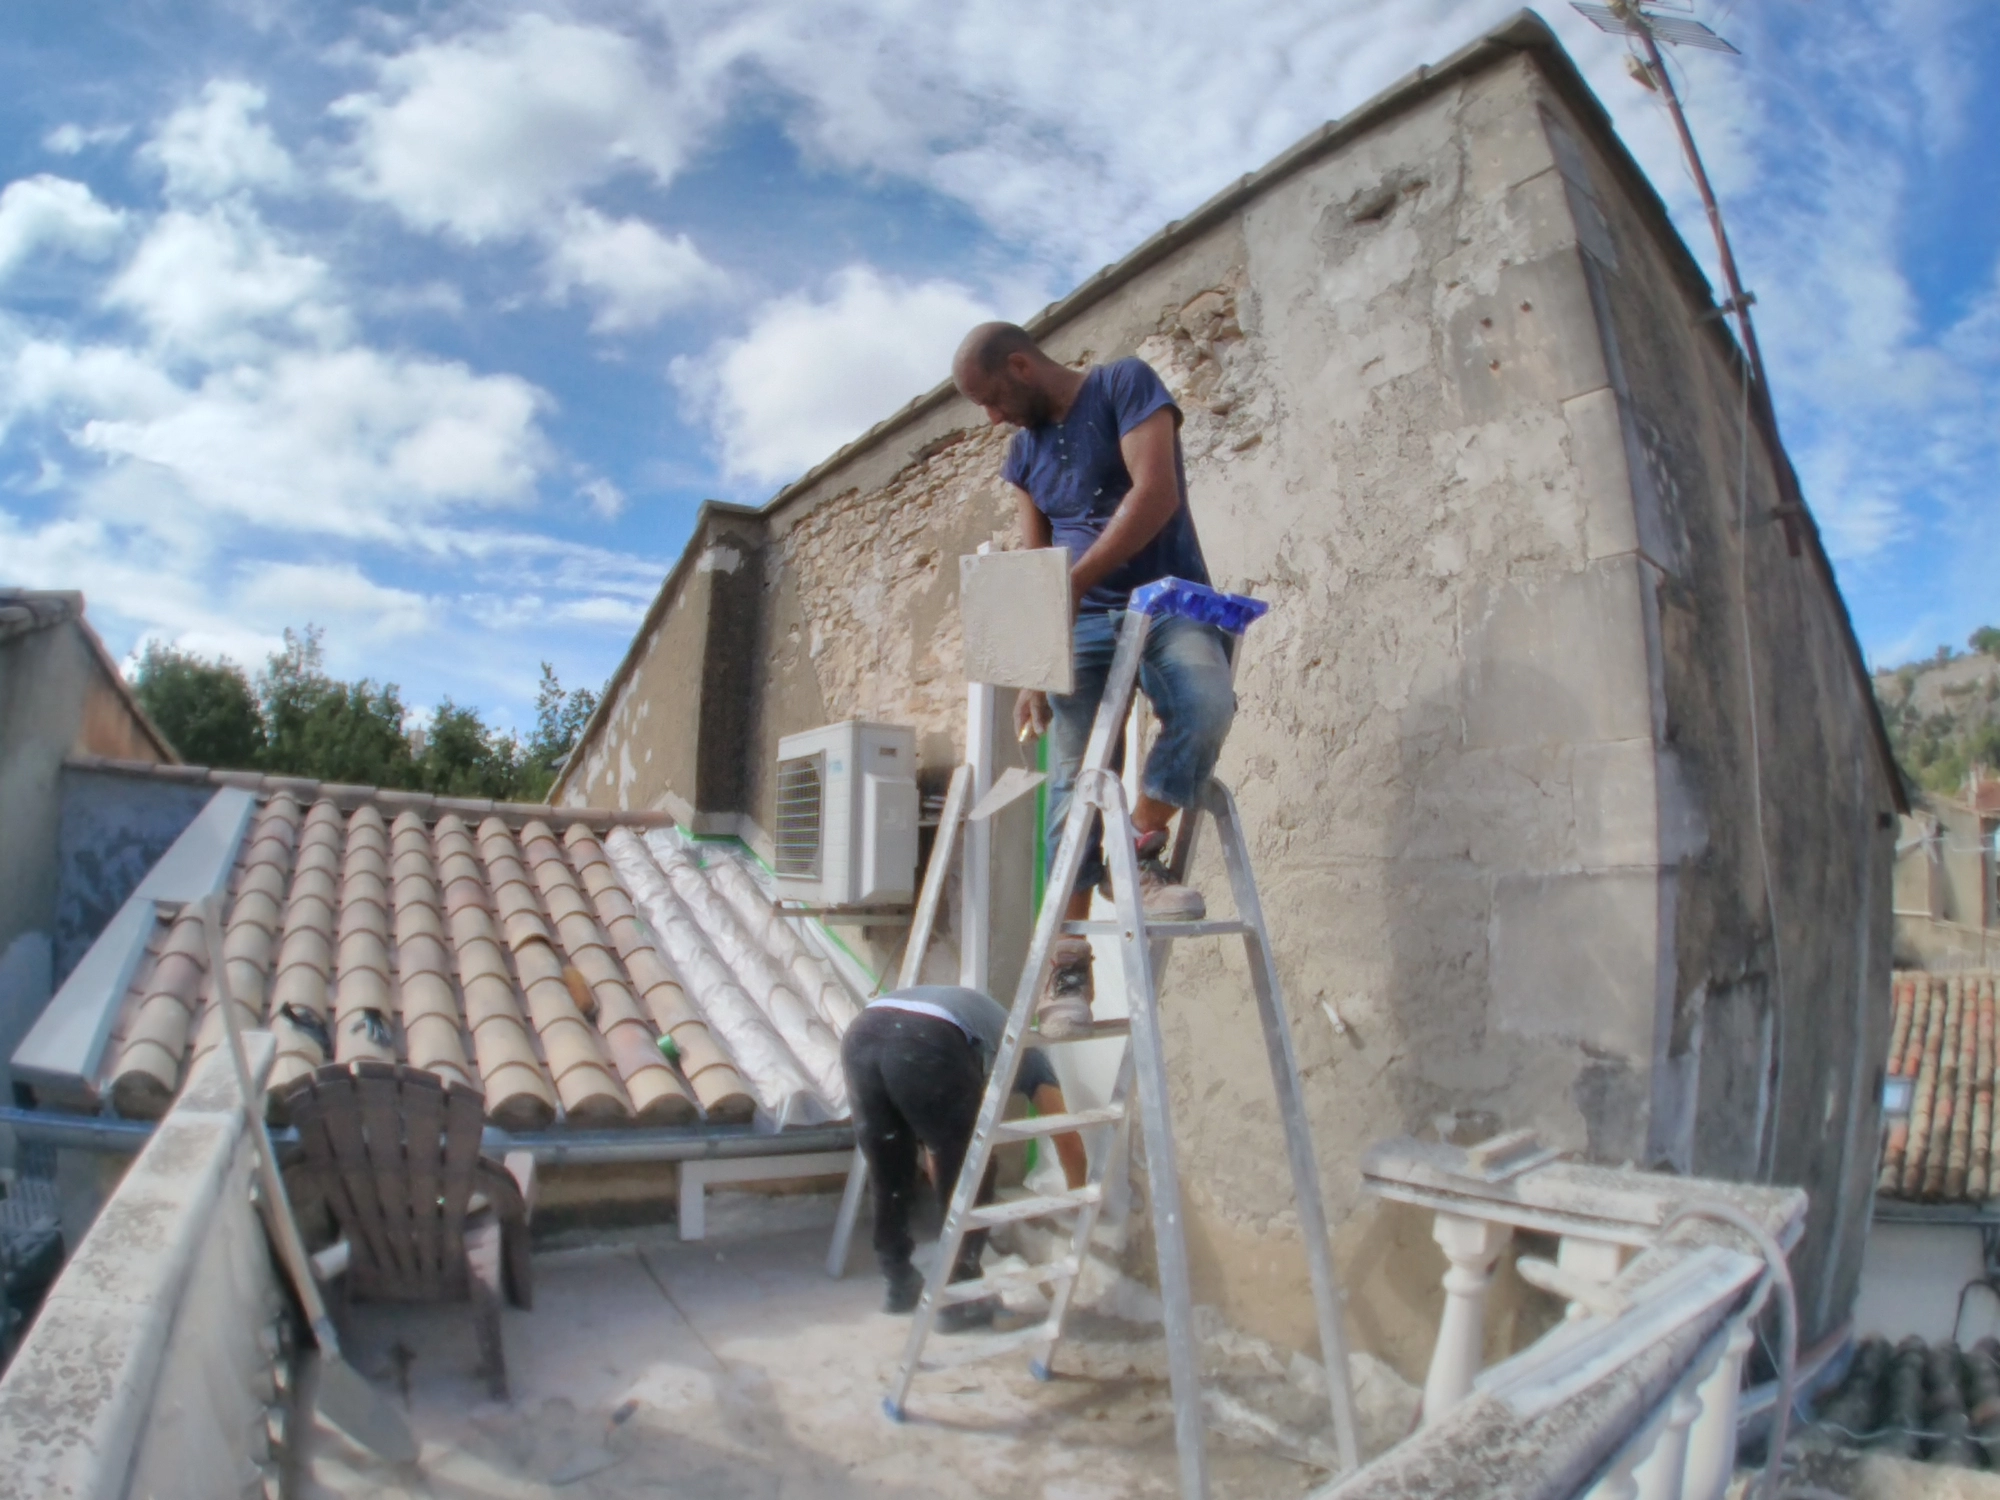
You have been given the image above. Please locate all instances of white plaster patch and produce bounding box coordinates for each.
[697,544,743,574]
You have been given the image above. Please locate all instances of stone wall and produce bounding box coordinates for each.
[556,20,1897,1373]
[1545,86,1899,1341]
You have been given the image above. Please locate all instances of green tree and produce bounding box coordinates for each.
[416,700,524,798]
[516,662,599,801]
[130,642,264,768]
[1972,626,2000,658]
[257,627,416,788]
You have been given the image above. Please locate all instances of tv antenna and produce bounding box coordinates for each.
[1569,1,1807,555]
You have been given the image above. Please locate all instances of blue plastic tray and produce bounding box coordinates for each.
[1127,577,1270,634]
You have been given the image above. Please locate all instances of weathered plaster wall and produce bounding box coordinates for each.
[1541,91,1898,1343]
[0,623,171,1090]
[564,509,765,827]
[556,27,1893,1374]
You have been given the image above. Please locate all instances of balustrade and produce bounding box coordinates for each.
[1326,1132,1808,1500]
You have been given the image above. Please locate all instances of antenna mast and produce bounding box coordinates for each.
[1572,1,1808,555]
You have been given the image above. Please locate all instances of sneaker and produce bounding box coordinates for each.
[937,1298,998,1334]
[1131,828,1206,921]
[1038,937,1095,1040]
[883,1263,924,1314]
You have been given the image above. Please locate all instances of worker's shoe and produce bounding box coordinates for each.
[882,1262,924,1314]
[1131,828,1206,922]
[937,1298,998,1334]
[1038,937,1095,1040]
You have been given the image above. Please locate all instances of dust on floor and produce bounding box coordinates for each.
[298,1192,1405,1500]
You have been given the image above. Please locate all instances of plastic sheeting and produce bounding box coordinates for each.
[642,833,850,1116]
[704,855,863,1034]
[605,829,830,1129]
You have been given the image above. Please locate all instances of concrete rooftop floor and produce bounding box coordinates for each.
[299,1191,1386,1500]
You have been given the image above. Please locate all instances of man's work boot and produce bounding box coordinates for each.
[1131,827,1206,921]
[1037,936,1095,1040]
[882,1262,924,1314]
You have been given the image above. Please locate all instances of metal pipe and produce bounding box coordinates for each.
[0,1107,155,1154]
[495,1124,856,1166]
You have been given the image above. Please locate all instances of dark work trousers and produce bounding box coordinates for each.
[841,1007,998,1283]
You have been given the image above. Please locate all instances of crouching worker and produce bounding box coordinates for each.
[842,985,1087,1330]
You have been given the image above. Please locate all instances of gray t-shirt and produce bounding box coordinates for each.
[869,985,1060,1097]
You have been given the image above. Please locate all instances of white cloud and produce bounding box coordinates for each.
[333,15,698,243]
[577,475,626,519]
[104,207,345,353]
[43,123,130,156]
[142,81,295,200]
[545,207,727,331]
[0,176,126,281]
[238,561,433,640]
[65,346,548,538]
[673,264,994,485]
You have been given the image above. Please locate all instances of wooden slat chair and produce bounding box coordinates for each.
[280,1061,537,1398]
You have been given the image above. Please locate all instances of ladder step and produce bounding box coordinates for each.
[964,1185,1101,1229]
[934,1254,1082,1305]
[917,1318,1059,1371]
[993,1106,1125,1140]
[1061,918,1251,939]
[1033,1019,1129,1044]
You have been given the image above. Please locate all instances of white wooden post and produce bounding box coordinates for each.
[1421,1213,1511,1424]
[1631,1383,1701,1500]
[1682,1312,1754,1500]
[961,680,994,992]
[1585,1446,1646,1500]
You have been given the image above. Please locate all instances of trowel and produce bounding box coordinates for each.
[969,765,1046,823]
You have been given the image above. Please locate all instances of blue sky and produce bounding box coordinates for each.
[1,1,1993,735]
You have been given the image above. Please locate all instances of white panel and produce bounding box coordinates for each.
[859,772,918,904]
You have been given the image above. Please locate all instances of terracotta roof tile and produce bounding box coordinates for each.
[90,781,849,1133]
[1883,973,2000,1204]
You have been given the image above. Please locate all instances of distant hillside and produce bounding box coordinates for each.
[1874,629,2000,798]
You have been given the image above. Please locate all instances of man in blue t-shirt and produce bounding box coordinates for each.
[952,323,1236,1039]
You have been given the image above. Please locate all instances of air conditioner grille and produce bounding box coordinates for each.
[774,753,824,879]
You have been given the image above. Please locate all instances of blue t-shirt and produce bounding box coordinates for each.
[1001,358,1211,615]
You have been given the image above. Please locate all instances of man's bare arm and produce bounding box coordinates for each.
[1069,407,1181,607]
[1032,1083,1089,1189]
[1014,483,1052,550]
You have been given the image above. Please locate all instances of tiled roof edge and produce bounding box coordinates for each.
[64,754,674,829]
[0,590,84,644]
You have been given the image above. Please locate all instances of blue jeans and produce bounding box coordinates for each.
[1046,611,1236,895]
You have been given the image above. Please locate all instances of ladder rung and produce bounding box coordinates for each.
[934,1255,1082,1306]
[964,1186,1101,1229]
[917,1318,1059,1371]
[993,1106,1124,1140]
[1060,918,1251,939]
[1034,1019,1129,1044]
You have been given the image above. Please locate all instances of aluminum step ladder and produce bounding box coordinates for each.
[880,592,1362,1498]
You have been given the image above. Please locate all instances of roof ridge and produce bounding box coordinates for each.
[63,753,675,829]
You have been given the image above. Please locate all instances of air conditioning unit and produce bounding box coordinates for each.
[772,721,918,907]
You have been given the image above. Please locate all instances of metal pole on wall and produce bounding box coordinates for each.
[961,680,994,992]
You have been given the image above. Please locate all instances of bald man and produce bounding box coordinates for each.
[953,324,1235,1039]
